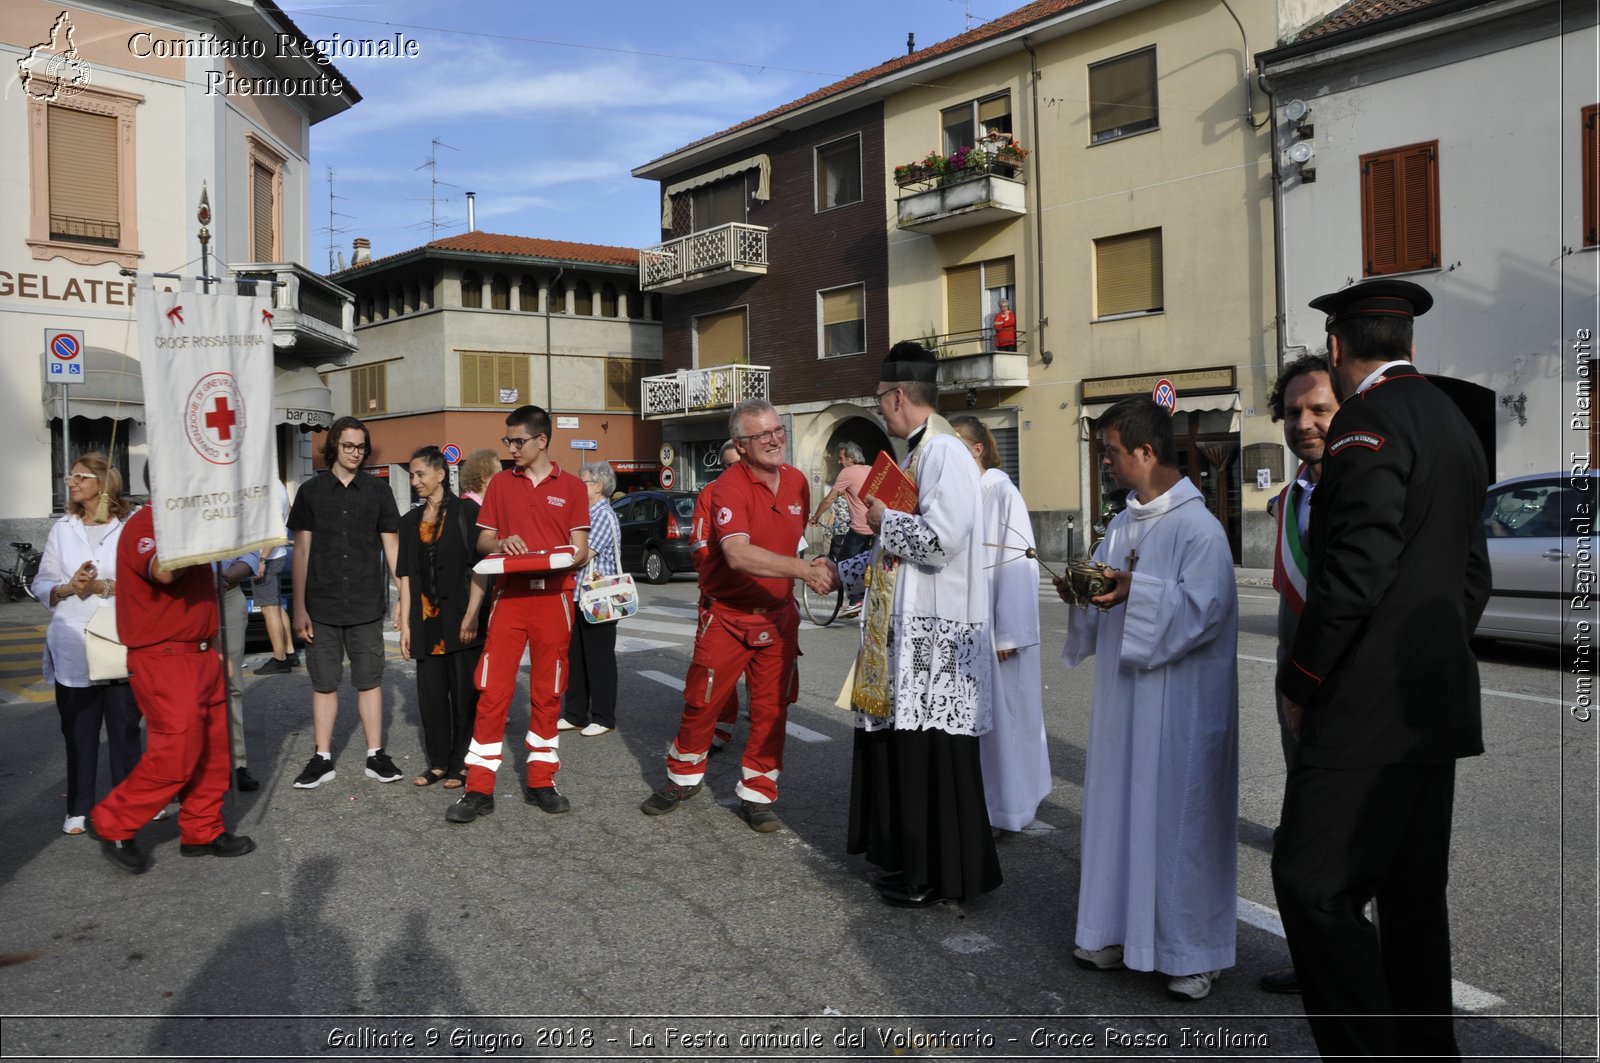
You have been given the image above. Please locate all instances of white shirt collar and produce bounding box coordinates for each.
[1356,359,1413,395]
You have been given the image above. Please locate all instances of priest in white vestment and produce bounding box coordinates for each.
[1059,396,1239,1002]
[952,416,1051,833]
[839,342,1001,908]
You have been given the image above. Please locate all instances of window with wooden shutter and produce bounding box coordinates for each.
[819,285,866,358]
[351,363,387,415]
[490,273,509,310]
[945,263,982,335]
[1361,141,1439,276]
[1094,229,1164,317]
[694,308,747,367]
[250,161,276,260]
[48,106,119,245]
[605,358,645,411]
[1584,105,1599,247]
[459,352,530,407]
[1089,47,1158,143]
[461,270,482,308]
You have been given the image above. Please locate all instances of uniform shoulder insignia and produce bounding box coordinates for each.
[1328,430,1385,455]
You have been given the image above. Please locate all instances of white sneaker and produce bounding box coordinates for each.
[556,718,579,731]
[1167,970,1221,1001]
[62,815,86,835]
[580,723,613,737]
[1072,943,1125,970]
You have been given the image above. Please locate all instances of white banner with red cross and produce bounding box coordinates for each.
[135,275,284,568]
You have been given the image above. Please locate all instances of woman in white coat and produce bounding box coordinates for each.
[31,453,141,835]
[951,417,1051,832]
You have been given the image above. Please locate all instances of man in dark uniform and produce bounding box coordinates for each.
[1273,279,1491,1060]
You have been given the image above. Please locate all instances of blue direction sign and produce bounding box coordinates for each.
[570,439,598,450]
[45,329,86,385]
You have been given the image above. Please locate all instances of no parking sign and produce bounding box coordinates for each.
[46,329,85,384]
[1152,377,1177,415]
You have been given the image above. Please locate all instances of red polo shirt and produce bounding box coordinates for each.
[699,461,809,612]
[477,462,590,592]
[115,506,218,647]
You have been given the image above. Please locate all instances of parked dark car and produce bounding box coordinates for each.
[613,490,697,584]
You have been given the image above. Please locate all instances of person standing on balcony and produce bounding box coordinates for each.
[992,299,1017,352]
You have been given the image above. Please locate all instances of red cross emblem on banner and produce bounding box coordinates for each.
[205,396,238,441]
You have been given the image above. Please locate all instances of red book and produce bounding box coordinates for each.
[473,545,576,575]
[861,450,919,513]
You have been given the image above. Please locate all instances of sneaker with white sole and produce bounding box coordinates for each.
[1167,970,1221,1001]
[1072,943,1126,971]
[365,750,403,783]
[292,754,336,789]
[580,723,613,737]
[556,717,579,731]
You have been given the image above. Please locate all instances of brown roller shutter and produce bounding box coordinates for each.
[695,308,747,367]
[48,106,118,239]
[252,162,276,261]
[821,286,863,325]
[946,263,982,335]
[983,256,1015,288]
[1095,229,1163,316]
[1089,48,1157,140]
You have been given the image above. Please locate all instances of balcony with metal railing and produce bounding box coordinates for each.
[638,222,769,293]
[924,327,1030,392]
[641,363,771,419]
[230,261,358,364]
[895,156,1027,235]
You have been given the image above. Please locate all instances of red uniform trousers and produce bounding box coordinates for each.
[667,600,799,804]
[93,645,231,846]
[466,585,573,794]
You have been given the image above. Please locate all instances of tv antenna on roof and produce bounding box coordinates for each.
[319,166,355,273]
[411,138,460,239]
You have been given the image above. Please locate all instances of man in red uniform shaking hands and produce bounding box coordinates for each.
[447,404,591,824]
[92,486,255,873]
[640,400,836,832]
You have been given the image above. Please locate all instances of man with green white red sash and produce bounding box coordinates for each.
[1261,352,1338,996]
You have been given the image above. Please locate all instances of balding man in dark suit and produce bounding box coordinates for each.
[1273,279,1491,1061]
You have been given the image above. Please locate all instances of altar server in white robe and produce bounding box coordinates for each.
[1058,396,1239,1002]
[952,416,1051,833]
[839,341,1001,909]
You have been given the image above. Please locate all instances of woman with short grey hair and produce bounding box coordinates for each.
[560,461,623,736]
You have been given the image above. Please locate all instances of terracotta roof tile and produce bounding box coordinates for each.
[1292,0,1452,41]
[338,231,639,276]
[643,0,1097,169]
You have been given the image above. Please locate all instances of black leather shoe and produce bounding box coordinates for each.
[100,837,150,875]
[235,767,260,792]
[738,799,781,833]
[876,880,940,908]
[445,791,494,823]
[1259,966,1301,994]
[180,832,256,858]
[524,786,571,814]
[640,781,702,816]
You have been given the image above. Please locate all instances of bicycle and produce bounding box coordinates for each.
[2,541,43,602]
[800,524,844,627]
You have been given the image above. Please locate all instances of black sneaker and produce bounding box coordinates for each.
[524,786,571,814]
[292,754,335,789]
[234,766,260,792]
[445,791,494,823]
[252,656,292,676]
[365,750,402,783]
[100,837,150,875]
[180,832,257,858]
[640,781,702,816]
[739,799,781,833]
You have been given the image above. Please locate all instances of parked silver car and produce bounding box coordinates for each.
[1476,471,1594,647]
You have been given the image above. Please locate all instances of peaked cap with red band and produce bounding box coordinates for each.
[1309,278,1433,330]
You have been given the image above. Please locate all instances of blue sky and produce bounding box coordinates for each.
[286,0,1010,269]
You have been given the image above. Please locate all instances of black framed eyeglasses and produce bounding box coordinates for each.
[501,436,535,449]
[338,442,368,453]
[736,426,786,446]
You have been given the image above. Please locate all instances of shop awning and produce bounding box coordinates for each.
[274,364,334,430]
[39,347,145,422]
[1077,393,1242,438]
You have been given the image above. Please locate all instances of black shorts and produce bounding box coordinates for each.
[306,618,385,692]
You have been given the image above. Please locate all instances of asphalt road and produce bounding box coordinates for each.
[0,574,1593,1062]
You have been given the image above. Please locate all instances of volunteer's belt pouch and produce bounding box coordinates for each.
[719,609,782,650]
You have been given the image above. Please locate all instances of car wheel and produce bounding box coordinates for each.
[644,548,669,585]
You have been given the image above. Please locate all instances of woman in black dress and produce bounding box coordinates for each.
[397,446,488,788]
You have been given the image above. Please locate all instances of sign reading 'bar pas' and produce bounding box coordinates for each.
[135,275,284,569]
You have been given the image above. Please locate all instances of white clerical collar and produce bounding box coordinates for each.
[1126,474,1202,519]
[1356,359,1412,395]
